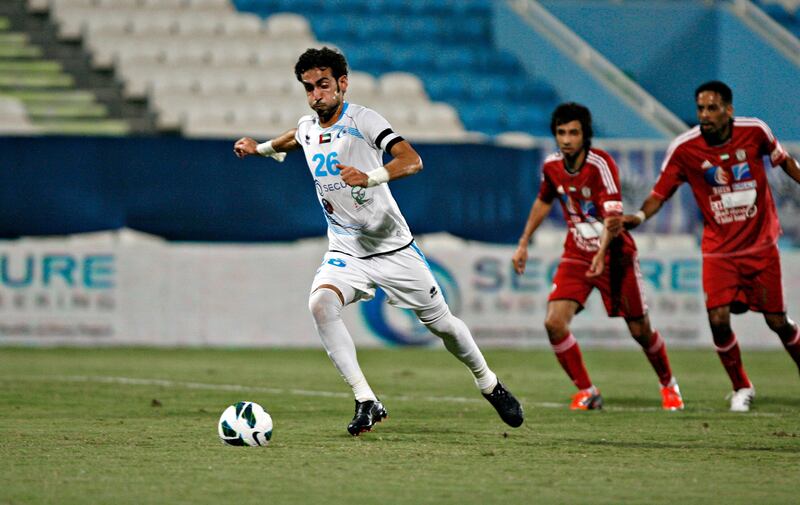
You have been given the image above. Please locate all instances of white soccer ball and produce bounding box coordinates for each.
[217,401,273,447]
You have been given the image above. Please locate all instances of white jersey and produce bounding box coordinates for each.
[295,102,413,258]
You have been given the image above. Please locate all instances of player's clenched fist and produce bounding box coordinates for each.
[338,164,368,187]
[233,137,258,158]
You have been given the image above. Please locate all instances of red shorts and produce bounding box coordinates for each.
[548,257,647,318]
[703,245,785,313]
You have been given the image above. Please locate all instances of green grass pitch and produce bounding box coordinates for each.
[1,347,798,505]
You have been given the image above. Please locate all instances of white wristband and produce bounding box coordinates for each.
[256,140,276,156]
[256,140,286,162]
[366,166,390,187]
[634,210,647,224]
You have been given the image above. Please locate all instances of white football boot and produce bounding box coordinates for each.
[728,386,755,412]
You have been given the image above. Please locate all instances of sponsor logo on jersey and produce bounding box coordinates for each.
[703,165,729,186]
[319,132,332,144]
[351,186,367,204]
[580,200,598,218]
[720,153,730,161]
[316,180,348,194]
[731,162,751,181]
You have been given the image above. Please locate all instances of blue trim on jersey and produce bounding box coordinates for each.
[329,124,364,139]
[337,102,349,122]
[410,241,432,270]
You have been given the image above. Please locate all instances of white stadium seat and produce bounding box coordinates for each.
[186,0,234,11]
[0,97,40,134]
[38,1,466,139]
[378,72,429,104]
[264,13,312,41]
[345,71,379,108]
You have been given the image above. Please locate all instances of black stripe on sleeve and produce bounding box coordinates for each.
[374,128,393,149]
[384,136,404,154]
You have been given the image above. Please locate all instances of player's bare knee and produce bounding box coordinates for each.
[707,308,731,332]
[544,316,569,340]
[626,315,652,344]
[764,313,792,335]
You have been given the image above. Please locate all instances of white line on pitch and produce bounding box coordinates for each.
[7,375,781,415]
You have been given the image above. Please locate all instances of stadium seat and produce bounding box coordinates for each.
[345,71,379,107]
[264,13,312,40]
[378,72,429,104]
[227,2,559,137]
[0,96,39,134]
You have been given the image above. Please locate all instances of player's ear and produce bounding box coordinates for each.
[338,74,348,94]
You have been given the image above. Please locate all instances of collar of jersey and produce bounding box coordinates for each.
[317,102,349,130]
[334,102,349,125]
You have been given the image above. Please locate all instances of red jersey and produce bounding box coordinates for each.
[539,148,637,264]
[652,117,788,257]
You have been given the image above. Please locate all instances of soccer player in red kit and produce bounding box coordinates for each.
[611,81,800,412]
[512,103,683,411]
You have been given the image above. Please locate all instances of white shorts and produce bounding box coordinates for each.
[311,242,446,311]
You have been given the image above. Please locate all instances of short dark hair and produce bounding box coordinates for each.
[294,47,348,82]
[550,102,593,144]
[695,80,733,104]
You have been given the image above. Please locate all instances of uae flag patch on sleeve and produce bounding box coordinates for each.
[319,132,332,144]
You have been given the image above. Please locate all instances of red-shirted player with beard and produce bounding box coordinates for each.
[608,81,800,412]
[512,102,683,411]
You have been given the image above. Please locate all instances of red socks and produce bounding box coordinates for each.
[642,331,673,386]
[551,333,592,390]
[715,333,751,390]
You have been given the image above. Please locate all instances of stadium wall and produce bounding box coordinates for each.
[2,136,798,348]
[2,136,798,243]
[0,136,539,244]
[1,230,796,349]
[540,0,800,140]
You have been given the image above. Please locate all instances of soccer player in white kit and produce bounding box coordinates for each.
[234,47,523,435]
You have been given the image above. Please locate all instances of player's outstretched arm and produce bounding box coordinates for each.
[233,128,299,161]
[512,198,553,275]
[610,195,665,233]
[338,140,422,188]
[780,155,800,184]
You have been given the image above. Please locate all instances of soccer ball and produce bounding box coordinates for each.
[217,401,273,447]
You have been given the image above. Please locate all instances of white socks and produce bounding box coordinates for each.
[418,307,498,394]
[310,288,498,399]
[308,288,376,402]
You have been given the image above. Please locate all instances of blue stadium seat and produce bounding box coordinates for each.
[232,0,561,137]
[393,45,437,72]
[459,103,504,134]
